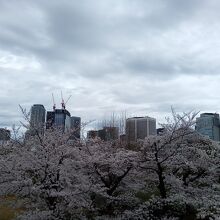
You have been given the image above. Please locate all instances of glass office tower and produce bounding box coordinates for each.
[196,113,220,141]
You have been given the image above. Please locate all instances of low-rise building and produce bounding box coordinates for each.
[87,130,98,139]
[0,128,10,144]
[98,127,119,141]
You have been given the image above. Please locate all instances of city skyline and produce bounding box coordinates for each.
[2,101,220,142]
[1,1,220,128]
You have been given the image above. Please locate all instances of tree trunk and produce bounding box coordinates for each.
[157,162,167,199]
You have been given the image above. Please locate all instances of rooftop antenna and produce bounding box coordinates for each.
[52,93,56,111]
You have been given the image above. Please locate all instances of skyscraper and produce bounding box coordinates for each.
[30,104,46,134]
[195,113,220,141]
[126,116,156,143]
[70,116,81,139]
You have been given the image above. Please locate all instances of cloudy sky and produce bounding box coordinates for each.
[1,0,220,128]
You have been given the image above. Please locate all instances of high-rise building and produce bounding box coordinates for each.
[70,116,81,139]
[195,113,220,141]
[46,109,71,132]
[30,104,46,134]
[126,116,156,143]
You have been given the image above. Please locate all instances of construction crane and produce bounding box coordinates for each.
[61,91,72,110]
[61,91,65,109]
[52,93,56,111]
[65,95,72,107]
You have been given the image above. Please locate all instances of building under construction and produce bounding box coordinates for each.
[46,92,81,136]
[46,109,71,132]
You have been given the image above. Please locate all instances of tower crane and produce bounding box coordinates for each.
[52,93,56,111]
[61,91,65,109]
[60,91,72,110]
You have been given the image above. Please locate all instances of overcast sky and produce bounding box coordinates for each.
[1,0,220,128]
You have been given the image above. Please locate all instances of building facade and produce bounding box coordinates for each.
[46,111,55,129]
[87,130,98,139]
[119,134,127,145]
[98,127,119,141]
[70,116,81,139]
[46,109,71,132]
[195,113,220,141]
[0,128,10,144]
[126,116,156,143]
[87,127,119,141]
[30,104,46,134]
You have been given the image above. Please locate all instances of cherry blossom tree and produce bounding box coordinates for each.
[0,108,140,219]
[82,140,141,217]
[132,110,220,219]
[0,108,219,219]
[0,128,92,219]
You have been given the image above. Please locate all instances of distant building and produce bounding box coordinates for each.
[97,129,106,141]
[70,116,81,139]
[30,104,46,134]
[157,128,165,135]
[87,130,98,139]
[126,116,156,143]
[46,111,55,129]
[120,134,127,145]
[46,109,71,132]
[98,127,119,141]
[195,113,220,141]
[0,128,10,143]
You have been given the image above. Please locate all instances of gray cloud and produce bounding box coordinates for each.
[0,0,220,128]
